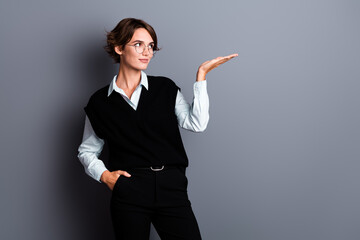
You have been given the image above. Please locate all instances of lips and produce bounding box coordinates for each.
[139,59,149,63]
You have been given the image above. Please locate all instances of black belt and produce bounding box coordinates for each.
[130,165,179,172]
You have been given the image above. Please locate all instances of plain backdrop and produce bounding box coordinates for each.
[1,0,360,239]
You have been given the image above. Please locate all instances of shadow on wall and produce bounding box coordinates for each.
[56,33,115,239]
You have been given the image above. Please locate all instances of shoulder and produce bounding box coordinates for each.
[87,85,110,106]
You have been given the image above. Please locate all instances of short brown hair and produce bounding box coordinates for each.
[104,18,160,63]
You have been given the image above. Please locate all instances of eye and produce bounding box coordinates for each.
[148,43,154,49]
[134,43,141,47]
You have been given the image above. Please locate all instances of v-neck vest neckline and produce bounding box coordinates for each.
[110,81,149,114]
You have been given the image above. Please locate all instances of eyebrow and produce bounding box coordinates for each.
[131,40,155,44]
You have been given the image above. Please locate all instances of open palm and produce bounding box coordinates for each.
[197,53,238,81]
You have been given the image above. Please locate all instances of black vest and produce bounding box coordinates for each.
[84,76,189,171]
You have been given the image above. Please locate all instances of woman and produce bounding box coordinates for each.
[78,18,237,240]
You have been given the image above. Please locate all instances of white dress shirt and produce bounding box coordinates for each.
[78,71,209,182]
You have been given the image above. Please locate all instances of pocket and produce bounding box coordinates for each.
[113,175,124,191]
[112,175,132,199]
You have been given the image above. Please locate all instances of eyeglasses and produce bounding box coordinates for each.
[127,42,155,54]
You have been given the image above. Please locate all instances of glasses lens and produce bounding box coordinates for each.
[148,44,154,54]
[134,42,145,54]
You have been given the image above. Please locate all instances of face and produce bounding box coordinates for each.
[115,28,154,71]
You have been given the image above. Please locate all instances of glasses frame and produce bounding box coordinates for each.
[127,41,156,55]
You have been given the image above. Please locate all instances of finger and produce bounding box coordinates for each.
[210,59,230,67]
[219,53,238,59]
[117,170,131,177]
[200,54,238,73]
[210,56,236,65]
[216,56,237,64]
[225,53,238,58]
[214,53,237,59]
[220,54,238,61]
[204,54,236,65]
[205,58,233,71]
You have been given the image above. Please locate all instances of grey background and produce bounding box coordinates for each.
[1,0,359,239]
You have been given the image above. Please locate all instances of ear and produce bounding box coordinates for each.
[114,46,122,55]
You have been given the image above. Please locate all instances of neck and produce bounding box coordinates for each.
[116,64,142,90]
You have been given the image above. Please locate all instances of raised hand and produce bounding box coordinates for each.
[197,53,238,81]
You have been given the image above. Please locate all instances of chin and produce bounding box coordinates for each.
[135,67,147,71]
[139,64,149,70]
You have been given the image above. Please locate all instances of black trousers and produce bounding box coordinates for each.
[110,166,202,240]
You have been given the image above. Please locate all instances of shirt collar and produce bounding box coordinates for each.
[107,71,149,97]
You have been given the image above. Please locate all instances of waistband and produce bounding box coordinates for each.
[127,165,182,172]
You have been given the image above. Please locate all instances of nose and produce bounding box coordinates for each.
[142,47,150,56]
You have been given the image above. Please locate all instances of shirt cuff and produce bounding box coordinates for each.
[90,162,108,183]
[194,79,207,93]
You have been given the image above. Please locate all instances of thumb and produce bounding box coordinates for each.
[117,170,131,177]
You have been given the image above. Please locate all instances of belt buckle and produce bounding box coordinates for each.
[150,165,164,171]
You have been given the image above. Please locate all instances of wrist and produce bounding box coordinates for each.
[196,70,206,82]
[100,170,111,183]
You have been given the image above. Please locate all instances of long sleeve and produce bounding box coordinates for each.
[77,116,108,183]
[175,80,209,132]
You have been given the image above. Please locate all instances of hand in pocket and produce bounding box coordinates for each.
[100,170,131,191]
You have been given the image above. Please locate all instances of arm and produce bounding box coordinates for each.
[77,116,108,183]
[77,116,131,189]
[175,53,238,132]
[175,81,209,132]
